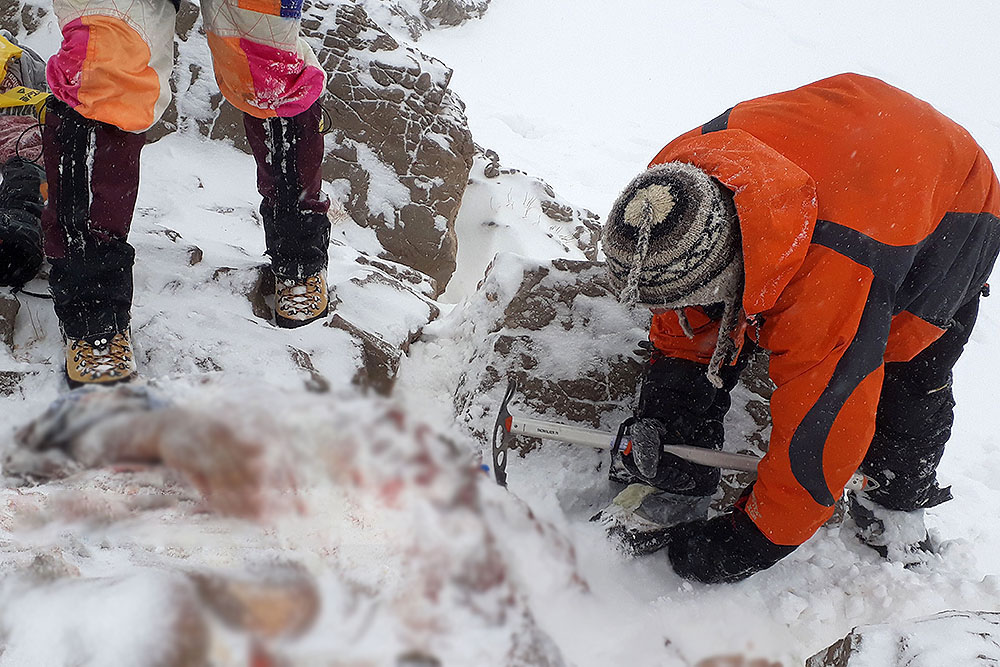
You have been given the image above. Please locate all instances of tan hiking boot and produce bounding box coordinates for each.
[65,331,137,388]
[274,271,329,328]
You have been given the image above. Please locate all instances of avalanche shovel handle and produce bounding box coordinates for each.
[491,379,874,492]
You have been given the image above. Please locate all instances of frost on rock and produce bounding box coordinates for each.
[359,0,493,40]
[478,148,602,260]
[0,382,568,666]
[807,611,1000,667]
[449,253,648,447]
[304,1,475,293]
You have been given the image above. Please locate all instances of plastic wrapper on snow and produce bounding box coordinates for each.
[0,380,568,665]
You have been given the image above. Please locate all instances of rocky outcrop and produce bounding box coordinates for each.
[363,0,493,39]
[807,611,1000,666]
[450,254,648,445]
[303,2,475,291]
[477,148,601,260]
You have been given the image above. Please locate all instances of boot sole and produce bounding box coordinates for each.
[64,369,138,390]
[275,304,330,329]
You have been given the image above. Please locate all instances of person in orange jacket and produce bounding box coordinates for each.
[602,73,1000,583]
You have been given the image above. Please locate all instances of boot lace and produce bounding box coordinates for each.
[277,274,326,319]
[71,334,133,380]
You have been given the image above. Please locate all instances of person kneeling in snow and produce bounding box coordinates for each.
[602,73,1000,583]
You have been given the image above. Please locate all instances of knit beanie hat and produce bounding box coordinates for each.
[603,162,744,387]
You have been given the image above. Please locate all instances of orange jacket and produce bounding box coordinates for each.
[647,74,1000,545]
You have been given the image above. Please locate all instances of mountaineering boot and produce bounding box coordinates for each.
[244,101,331,327]
[274,270,329,328]
[592,482,712,556]
[846,491,935,565]
[65,330,137,388]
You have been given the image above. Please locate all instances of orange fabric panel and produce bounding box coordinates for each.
[650,129,818,316]
[206,33,276,119]
[721,74,993,245]
[237,0,282,15]
[748,247,876,544]
[76,15,158,132]
[884,311,946,363]
[748,366,883,545]
[649,307,722,364]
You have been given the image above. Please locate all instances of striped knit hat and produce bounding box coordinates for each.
[603,162,744,387]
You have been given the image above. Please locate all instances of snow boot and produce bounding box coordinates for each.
[592,482,711,556]
[65,329,137,388]
[274,270,329,328]
[846,491,935,565]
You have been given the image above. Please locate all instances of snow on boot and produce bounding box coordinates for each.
[592,483,711,556]
[846,491,935,565]
[65,330,137,388]
[274,271,329,328]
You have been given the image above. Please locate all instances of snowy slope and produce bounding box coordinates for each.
[1,1,999,665]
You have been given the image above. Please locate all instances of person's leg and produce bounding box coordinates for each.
[851,296,980,558]
[862,298,980,509]
[43,0,176,384]
[202,0,331,327]
[244,103,331,327]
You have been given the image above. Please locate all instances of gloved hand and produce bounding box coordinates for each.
[620,417,721,496]
[665,506,797,584]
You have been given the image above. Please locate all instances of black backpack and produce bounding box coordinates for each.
[0,156,44,288]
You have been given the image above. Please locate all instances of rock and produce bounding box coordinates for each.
[0,370,26,396]
[450,254,648,446]
[0,0,46,36]
[0,292,18,350]
[459,149,601,265]
[356,0,492,40]
[306,2,475,291]
[806,610,1000,666]
[419,0,491,28]
[325,313,400,396]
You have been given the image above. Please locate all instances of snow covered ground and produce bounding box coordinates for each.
[1,1,999,665]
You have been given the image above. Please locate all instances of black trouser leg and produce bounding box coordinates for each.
[42,98,144,338]
[244,102,330,280]
[861,298,980,511]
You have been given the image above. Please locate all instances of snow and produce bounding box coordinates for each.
[2,1,1000,665]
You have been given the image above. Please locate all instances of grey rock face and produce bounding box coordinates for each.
[450,255,648,449]
[807,611,1000,666]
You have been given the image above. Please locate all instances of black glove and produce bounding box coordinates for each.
[620,417,721,496]
[666,507,797,584]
